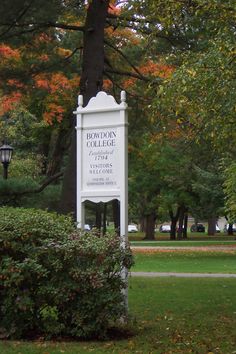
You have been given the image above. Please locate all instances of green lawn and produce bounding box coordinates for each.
[1,277,236,353]
[132,251,236,273]
[128,277,236,353]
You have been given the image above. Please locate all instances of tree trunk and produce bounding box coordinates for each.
[169,207,180,240]
[183,211,188,239]
[95,203,102,230]
[112,199,120,234]
[208,216,216,236]
[46,127,66,177]
[140,216,146,233]
[144,213,156,240]
[59,127,76,216]
[170,219,177,240]
[59,0,109,215]
[102,203,107,235]
[177,205,185,240]
[228,223,233,236]
[225,216,233,236]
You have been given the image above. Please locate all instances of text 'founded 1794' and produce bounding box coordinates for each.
[82,128,119,190]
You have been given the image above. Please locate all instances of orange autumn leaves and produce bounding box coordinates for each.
[108,2,121,16]
[87,0,121,16]
[0,92,22,116]
[0,44,20,60]
[34,73,80,124]
[0,43,80,124]
[123,61,174,90]
[0,1,123,125]
[0,45,22,115]
[0,46,175,129]
[0,71,80,125]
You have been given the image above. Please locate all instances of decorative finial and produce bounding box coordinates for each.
[121,91,126,103]
[78,95,83,107]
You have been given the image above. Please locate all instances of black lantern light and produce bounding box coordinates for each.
[0,143,13,179]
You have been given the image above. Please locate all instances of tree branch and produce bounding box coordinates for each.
[0,0,35,38]
[104,67,149,82]
[104,39,148,81]
[0,171,63,198]
[104,71,150,102]
[0,21,85,37]
[44,21,85,32]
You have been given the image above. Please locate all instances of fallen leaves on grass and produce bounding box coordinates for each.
[132,247,236,255]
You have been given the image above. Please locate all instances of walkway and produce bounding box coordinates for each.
[131,245,236,251]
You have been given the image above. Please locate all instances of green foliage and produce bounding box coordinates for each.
[1,0,234,223]
[0,108,42,150]
[25,184,62,211]
[129,134,162,216]
[9,154,44,179]
[191,165,224,219]
[0,207,133,339]
[129,139,194,221]
[0,177,38,206]
[0,206,74,239]
[126,0,236,224]
[154,1,236,150]
[223,162,236,221]
[0,176,61,210]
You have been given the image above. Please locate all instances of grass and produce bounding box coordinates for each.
[1,277,236,353]
[132,250,236,273]
[128,277,236,353]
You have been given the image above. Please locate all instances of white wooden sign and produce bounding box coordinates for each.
[82,127,119,191]
[74,91,128,241]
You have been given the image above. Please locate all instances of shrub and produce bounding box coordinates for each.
[0,206,74,240]
[0,207,133,339]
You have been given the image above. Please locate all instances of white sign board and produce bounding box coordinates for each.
[74,91,128,240]
[83,127,119,190]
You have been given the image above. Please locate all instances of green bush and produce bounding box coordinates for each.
[0,207,133,339]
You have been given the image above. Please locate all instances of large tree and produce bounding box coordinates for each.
[60,0,110,214]
[1,0,235,223]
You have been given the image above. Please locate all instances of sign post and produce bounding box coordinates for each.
[74,91,128,306]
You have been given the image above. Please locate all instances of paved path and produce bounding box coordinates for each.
[131,245,236,251]
[131,272,236,278]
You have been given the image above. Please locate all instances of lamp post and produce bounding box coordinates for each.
[0,143,13,179]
